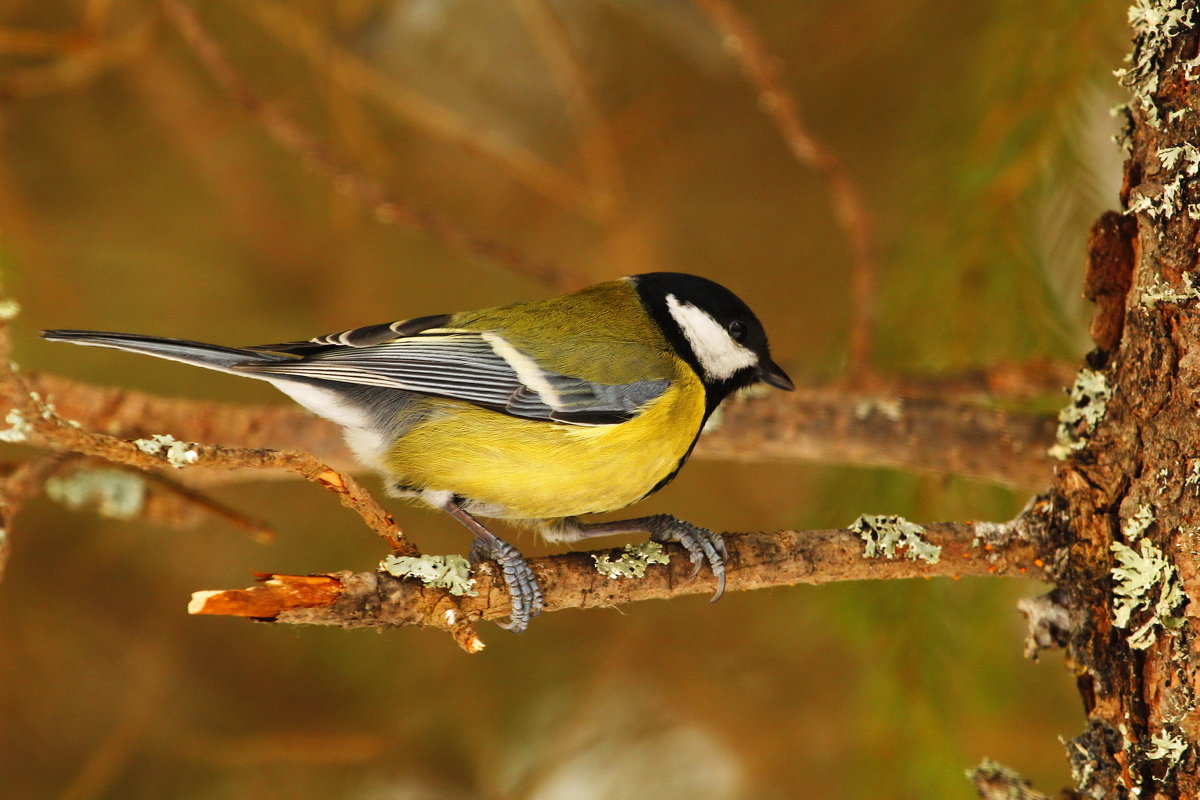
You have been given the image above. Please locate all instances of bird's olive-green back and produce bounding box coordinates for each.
[446,279,676,384]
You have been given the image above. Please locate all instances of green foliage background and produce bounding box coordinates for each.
[0,0,1129,797]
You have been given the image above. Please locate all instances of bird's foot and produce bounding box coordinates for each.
[647,516,728,602]
[469,535,545,633]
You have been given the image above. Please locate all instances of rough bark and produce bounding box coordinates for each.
[1048,5,1200,797]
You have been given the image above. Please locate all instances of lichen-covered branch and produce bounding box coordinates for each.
[190,512,1051,653]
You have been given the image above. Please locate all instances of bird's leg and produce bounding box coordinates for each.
[544,515,728,602]
[442,498,544,633]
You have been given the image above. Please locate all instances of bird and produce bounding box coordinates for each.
[43,272,793,631]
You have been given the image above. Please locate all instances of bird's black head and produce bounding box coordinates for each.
[631,272,793,413]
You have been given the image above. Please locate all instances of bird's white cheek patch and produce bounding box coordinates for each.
[665,294,757,381]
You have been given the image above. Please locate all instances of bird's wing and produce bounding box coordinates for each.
[244,314,455,355]
[242,328,668,426]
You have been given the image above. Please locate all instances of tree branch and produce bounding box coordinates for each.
[190,511,1050,653]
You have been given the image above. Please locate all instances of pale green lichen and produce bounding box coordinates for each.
[1122,504,1157,540]
[1141,274,1200,305]
[0,298,20,321]
[1156,467,1171,494]
[851,514,941,563]
[1120,3,1200,229]
[964,759,1043,798]
[1146,730,1189,764]
[45,469,146,520]
[1159,143,1200,172]
[1116,0,1197,128]
[1049,369,1112,460]
[1186,460,1200,489]
[133,433,200,468]
[1128,144,1200,222]
[0,408,29,443]
[28,391,59,421]
[593,540,670,579]
[1111,537,1187,650]
[854,397,903,422]
[380,554,476,597]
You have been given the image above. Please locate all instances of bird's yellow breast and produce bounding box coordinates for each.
[383,360,705,520]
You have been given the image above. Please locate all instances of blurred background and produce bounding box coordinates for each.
[0,0,1130,797]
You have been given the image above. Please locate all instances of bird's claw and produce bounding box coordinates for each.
[649,518,728,602]
[470,536,545,633]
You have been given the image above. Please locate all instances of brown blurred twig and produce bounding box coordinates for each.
[693,0,880,380]
[159,0,582,292]
[141,470,277,542]
[509,0,626,205]
[234,0,610,221]
[511,0,661,274]
[37,458,278,537]
[0,16,155,99]
[875,358,1078,403]
[704,385,1057,489]
[191,511,1050,653]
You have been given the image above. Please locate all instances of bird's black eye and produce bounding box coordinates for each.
[727,320,747,342]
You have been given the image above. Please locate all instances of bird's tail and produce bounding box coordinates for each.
[41,330,290,375]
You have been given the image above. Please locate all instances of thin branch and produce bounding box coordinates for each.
[693,0,881,380]
[510,0,663,274]
[190,513,1049,653]
[510,0,628,207]
[232,0,610,221]
[12,370,1058,489]
[0,365,416,556]
[141,471,277,542]
[6,455,273,537]
[159,0,583,292]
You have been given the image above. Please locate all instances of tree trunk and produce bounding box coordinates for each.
[1053,5,1200,796]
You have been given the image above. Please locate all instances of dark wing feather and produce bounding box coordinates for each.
[241,329,667,426]
[245,314,453,356]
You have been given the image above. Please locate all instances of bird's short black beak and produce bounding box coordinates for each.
[758,358,795,391]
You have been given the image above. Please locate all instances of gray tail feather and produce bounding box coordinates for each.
[41,329,291,375]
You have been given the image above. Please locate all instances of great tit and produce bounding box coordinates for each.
[44,272,793,631]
